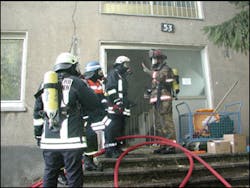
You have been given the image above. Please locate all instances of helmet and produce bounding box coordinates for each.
[114,56,130,65]
[114,56,132,75]
[53,52,78,72]
[85,61,101,72]
[84,61,102,79]
[149,49,167,60]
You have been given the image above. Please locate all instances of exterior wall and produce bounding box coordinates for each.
[1,1,249,186]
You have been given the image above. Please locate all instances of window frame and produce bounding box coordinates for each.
[100,1,204,20]
[1,31,28,112]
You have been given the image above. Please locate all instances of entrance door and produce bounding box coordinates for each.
[100,43,211,144]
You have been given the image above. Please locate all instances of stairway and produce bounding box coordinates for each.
[83,146,249,188]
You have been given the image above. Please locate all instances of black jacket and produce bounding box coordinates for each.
[105,68,130,116]
[33,72,102,150]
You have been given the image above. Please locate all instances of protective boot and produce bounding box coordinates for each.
[153,147,165,154]
[57,169,68,185]
[105,147,121,158]
[160,146,176,154]
[153,146,176,154]
[83,155,102,171]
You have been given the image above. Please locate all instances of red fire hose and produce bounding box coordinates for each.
[114,140,194,188]
[116,135,231,188]
[30,135,232,188]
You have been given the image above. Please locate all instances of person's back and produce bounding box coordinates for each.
[33,52,101,187]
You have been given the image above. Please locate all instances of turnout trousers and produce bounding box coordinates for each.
[152,100,176,140]
[104,114,125,147]
[42,148,84,187]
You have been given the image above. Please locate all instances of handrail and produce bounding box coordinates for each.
[175,102,192,116]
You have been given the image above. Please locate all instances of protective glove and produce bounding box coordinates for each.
[112,104,123,114]
[35,136,41,147]
[101,98,108,110]
[113,98,124,114]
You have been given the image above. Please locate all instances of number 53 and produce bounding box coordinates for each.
[161,23,175,33]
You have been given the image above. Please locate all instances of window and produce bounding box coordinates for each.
[100,1,203,19]
[1,32,28,111]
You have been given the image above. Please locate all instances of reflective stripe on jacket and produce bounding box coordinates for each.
[33,73,102,150]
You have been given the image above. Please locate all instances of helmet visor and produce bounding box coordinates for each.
[75,63,81,75]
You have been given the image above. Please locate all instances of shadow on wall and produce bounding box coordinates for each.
[1,145,44,187]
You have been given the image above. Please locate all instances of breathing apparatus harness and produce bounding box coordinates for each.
[35,71,81,132]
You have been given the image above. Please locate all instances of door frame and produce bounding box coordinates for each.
[99,41,213,108]
[99,41,214,144]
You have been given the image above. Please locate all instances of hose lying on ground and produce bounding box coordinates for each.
[116,135,231,188]
[30,135,232,188]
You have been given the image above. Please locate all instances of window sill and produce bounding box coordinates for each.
[1,102,27,112]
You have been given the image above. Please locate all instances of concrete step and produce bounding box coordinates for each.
[83,173,249,188]
[95,151,249,169]
[83,161,249,183]
[81,151,249,187]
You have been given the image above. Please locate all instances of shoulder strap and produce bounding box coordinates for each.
[34,83,44,99]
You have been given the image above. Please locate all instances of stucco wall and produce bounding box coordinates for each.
[1,1,249,187]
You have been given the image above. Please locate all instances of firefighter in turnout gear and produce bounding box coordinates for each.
[104,55,132,158]
[33,52,105,187]
[82,61,109,171]
[142,49,179,154]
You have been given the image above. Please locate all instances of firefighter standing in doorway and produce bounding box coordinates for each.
[142,49,179,154]
[104,56,132,158]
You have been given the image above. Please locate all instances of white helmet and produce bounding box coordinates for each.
[53,52,78,72]
[114,56,130,65]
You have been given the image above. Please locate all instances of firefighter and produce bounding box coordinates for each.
[104,56,132,158]
[57,61,110,185]
[142,49,178,154]
[33,52,105,187]
[82,61,108,171]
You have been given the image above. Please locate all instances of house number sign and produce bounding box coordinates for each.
[161,23,175,33]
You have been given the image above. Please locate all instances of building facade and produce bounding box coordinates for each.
[1,1,249,186]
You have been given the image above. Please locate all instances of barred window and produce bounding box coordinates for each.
[100,1,203,19]
[1,32,28,111]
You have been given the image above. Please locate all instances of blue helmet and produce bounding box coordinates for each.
[85,61,101,73]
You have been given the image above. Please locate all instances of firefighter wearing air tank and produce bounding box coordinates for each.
[33,52,104,187]
[142,49,180,154]
[104,56,132,158]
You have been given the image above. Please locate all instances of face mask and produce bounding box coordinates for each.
[97,69,104,79]
[123,62,132,75]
